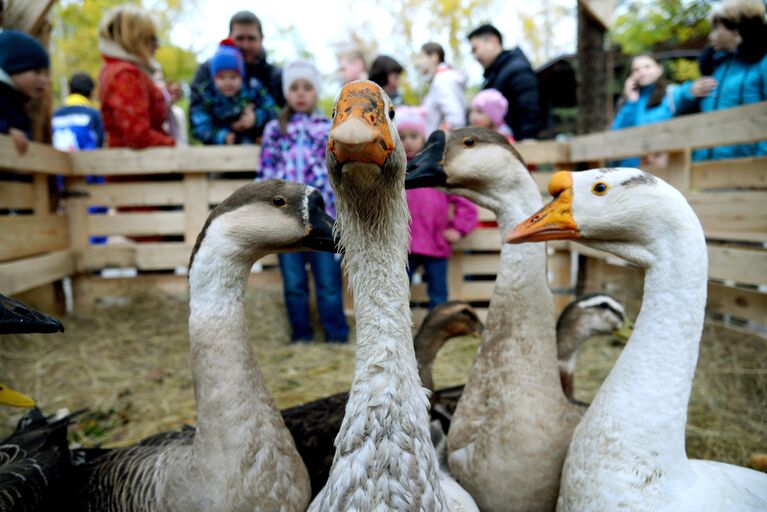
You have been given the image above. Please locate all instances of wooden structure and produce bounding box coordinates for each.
[1,102,766,328]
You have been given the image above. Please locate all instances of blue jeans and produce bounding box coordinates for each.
[278,252,349,342]
[408,254,448,310]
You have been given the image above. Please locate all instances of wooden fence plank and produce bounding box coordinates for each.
[517,141,571,164]
[70,146,260,176]
[707,245,767,286]
[0,215,69,261]
[184,174,209,243]
[454,228,501,251]
[32,174,50,214]
[0,136,71,175]
[707,283,767,323]
[569,102,767,161]
[79,243,192,271]
[87,182,185,206]
[454,253,500,274]
[0,181,35,210]
[209,179,253,203]
[689,191,767,241]
[691,157,767,190]
[0,250,73,295]
[89,212,185,236]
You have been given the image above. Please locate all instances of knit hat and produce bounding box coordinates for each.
[395,106,427,138]
[282,60,322,99]
[471,89,508,129]
[0,31,50,75]
[209,39,244,78]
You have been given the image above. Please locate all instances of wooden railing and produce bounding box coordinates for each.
[1,102,765,326]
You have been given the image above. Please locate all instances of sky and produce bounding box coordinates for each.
[168,0,576,89]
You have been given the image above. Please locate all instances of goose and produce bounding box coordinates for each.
[75,180,332,511]
[506,168,767,511]
[310,80,475,511]
[406,127,582,511]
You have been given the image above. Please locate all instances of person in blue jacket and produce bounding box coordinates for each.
[611,54,676,167]
[672,0,767,161]
[52,72,104,151]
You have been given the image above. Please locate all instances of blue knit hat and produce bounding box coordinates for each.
[209,38,244,78]
[0,30,50,75]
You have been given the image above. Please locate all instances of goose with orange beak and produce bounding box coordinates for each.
[312,81,477,512]
[506,169,767,511]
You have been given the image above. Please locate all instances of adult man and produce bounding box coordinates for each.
[337,50,367,84]
[468,24,543,140]
[190,11,283,141]
[414,42,467,135]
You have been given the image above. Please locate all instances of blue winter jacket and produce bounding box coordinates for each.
[52,94,104,150]
[674,50,767,161]
[610,83,675,167]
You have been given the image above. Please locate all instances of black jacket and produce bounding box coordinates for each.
[0,81,32,137]
[190,52,284,140]
[482,48,543,140]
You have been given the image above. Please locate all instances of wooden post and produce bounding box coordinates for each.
[65,175,90,310]
[32,173,50,215]
[183,174,209,246]
[576,2,608,135]
[548,247,575,315]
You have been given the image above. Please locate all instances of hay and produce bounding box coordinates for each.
[0,287,764,471]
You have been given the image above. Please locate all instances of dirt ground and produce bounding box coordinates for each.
[0,287,764,470]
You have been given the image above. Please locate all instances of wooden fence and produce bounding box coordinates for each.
[1,102,765,327]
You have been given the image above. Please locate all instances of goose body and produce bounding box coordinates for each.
[310,81,473,511]
[406,127,582,511]
[77,181,327,511]
[507,168,767,511]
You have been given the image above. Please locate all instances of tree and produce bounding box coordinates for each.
[518,0,573,67]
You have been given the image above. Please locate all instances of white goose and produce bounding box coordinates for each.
[78,180,320,511]
[506,168,767,511]
[310,81,476,511]
[406,127,582,511]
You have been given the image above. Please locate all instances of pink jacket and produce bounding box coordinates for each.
[407,188,478,258]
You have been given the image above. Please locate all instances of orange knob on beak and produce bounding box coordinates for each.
[328,82,394,166]
[506,171,580,244]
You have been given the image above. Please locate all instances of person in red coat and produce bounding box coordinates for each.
[97,4,174,148]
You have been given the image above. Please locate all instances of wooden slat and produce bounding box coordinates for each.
[516,141,570,164]
[707,283,767,323]
[79,243,192,271]
[88,212,185,236]
[0,215,69,261]
[688,191,767,241]
[569,102,767,161]
[454,228,501,251]
[707,245,767,286]
[87,182,185,206]
[32,174,50,214]
[0,136,71,175]
[209,179,253,203]
[0,181,35,209]
[532,171,557,194]
[184,175,209,243]
[691,156,767,190]
[453,253,500,275]
[70,146,260,176]
[0,250,73,295]
[477,207,495,222]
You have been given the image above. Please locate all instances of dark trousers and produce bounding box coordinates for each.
[408,254,448,310]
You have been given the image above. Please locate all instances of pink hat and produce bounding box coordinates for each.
[471,89,508,129]
[395,105,427,138]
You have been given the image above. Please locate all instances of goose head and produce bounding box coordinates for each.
[189,180,336,269]
[405,127,529,210]
[326,80,405,194]
[556,294,626,354]
[415,301,483,354]
[505,168,701,267]
[0,294,64,334]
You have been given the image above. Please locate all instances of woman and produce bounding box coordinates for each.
[674,0,767,160]
[98,4,174,148]
[611,54,675,167]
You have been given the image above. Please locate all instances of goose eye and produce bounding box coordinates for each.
[592,182,608,195]
[463,137,476,147]
[272,196,287,208]
[388,108,395,120]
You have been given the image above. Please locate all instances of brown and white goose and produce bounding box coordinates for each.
[406,127,580,511]
[76,180,328,511]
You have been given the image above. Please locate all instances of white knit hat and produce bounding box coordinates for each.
[282,60,322,98]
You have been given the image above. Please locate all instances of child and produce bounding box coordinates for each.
[469,88,515,142]
[53,72,104,151]
[190,38,278,145]
[398,106,479,310]
[0,30,50,154]
[258,60,349,343]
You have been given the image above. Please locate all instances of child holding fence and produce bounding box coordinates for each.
[258,60,348,343]
[397,106,478,310]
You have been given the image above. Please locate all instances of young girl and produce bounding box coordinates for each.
[469,88,515,142]
[258,60,349,343]
[398,106,478,310]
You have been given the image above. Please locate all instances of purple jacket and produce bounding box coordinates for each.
[406,188,478,258]
[258,112,336,217]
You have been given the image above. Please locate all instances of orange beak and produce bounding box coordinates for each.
[328,82,394,166]
[505,171,580,244]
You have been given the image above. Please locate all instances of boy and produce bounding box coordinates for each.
[190,38,277,145]
[0,30,50,154]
